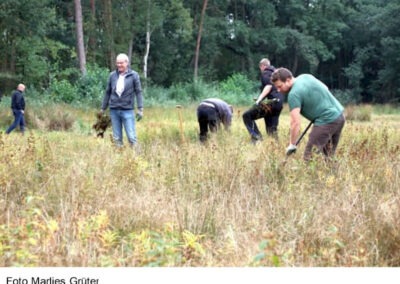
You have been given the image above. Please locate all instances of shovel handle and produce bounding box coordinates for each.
[295,120,314,146]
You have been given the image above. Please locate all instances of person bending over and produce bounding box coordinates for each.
[271,67,345,160]
[197,98,233,142]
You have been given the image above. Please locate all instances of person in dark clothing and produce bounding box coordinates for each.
[242,58,284,143]
[271,67,345,160]
[6,84,26,135]
[197,98,233,142]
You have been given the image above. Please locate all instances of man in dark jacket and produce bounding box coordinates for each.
[6,84,26,135]
[101,53,144,147]
[197,98,233,142]
[242,58,284,143]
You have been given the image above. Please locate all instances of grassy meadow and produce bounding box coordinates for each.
[0,103,399,266]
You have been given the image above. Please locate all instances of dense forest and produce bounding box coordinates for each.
[0,0,399,104]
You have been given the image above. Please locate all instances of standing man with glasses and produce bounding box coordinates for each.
[101,53,144,147]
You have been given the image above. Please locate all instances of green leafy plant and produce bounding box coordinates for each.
[219,73,257,105]
[49,79,78,104]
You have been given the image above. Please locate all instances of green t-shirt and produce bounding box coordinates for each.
[288,74,344,125]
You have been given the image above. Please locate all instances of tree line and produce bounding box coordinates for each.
[0,0,399,104]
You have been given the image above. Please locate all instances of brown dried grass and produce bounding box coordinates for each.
[0,105,399,266]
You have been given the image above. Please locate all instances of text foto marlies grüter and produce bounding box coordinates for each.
[6,277,99,284]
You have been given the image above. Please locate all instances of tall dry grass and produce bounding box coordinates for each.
[0,104,399,266]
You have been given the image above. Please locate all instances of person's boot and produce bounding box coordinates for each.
[267,127,278,141]
[251,134,262,144]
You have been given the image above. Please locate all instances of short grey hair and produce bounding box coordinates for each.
[116,53,129,63]
[259,58,270,66]
[17,83,26,92]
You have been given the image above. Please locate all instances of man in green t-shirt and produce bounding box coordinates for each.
[271,67,345,160]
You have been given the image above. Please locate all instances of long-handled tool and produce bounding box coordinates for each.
[279,119,315,170]
[287,119,314,156]
[176,105,185,144]
[295,120,314,146]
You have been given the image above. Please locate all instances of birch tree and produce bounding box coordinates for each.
[142,0,162,87]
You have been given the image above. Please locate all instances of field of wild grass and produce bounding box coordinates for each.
[0,103,399,266]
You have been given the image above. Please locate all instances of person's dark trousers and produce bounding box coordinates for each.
[304,113,345,160]
[265,114,280,140]
[242,106,280,141]
[6,109,25,134]
[197,105,218,142]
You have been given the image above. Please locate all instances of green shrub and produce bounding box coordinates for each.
[49,79,78,104]
[145,86,176,107]
[75,65,109,107]
[26,71,258,107]
[26,85,56,107]
[183,80,218,101]
[332,89,360,106]
[219,73,254,95]
[28,65,109,107]
[218,91,254,106]
[189,80,216,101]
[219,73,257,105]
[166,80,219,105]
[168,83,192,104]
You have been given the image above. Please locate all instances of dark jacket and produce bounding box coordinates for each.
[11,90,25,111]
[261,65,284,112]
[101,68,143,111]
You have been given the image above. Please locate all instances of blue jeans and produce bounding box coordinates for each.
[6,109,25,134]
[110,109,137,146]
